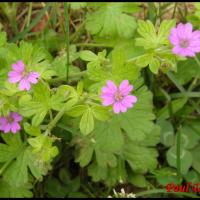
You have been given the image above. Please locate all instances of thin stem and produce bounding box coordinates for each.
[10,3,51,42]
[45,91,70,135]
[49,110,53,121]
[45,105,68,135]
[176,127,181,183]
[188,77,199,92]
[70,21,85,43]
[147,2,156,23]
[171,3,178,19]
[166,71,185,93]
[126,54,146,63]
[26,2,33,27]
[170,92,200,98]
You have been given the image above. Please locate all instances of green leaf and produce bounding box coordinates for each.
[152,167,180,186]
[0,180,33,198]
[192,146,200,173]
[0,134,23,163]
[124,140,158,173]
[23,122,41,137]
[112,46,140,82]
[80,107,94,135]
[51,45,79,78]
[166,146,193,175]
[157,98,187,120]
[44,177,67,198]
[66,105,88,117]
[184,170,200,184]
[95,150,117,168]
[88,162,107,182]
[119,85,155,141]
[77,81,84,95]
[135,53,153,67]
[87,61,110,82]
[86,3,137,39]
[176,125,200,149]
[141,124,160,147]
[112,45,126,70]
[94,117,124,152]
[136,19,176,49]
[157,119,174,147]
[19,81,51,126]
[3,148,29,187]
[174,55,200,85]
[121,2,141,13]
[75,142,94,167]
[136,20,157,49]
[129,174,149,188]
[28,135,59,162]
[157,19,176,44]
[80,50,98,61]
[92,105,111,121]
[51,85,79,111]
[149,57,160,74]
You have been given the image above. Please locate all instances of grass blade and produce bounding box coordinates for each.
[10,3,51,42]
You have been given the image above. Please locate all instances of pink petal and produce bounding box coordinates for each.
[27,72,40,84]
[122,95,137,108]
[0,119,7,131]
[113,102,121,114]
[12,60,25,72]
[101,86,116,95]
[119,103,127,113]
[169,28,179,45]
[192,30,200,39]
[102,96,115,106]
[172,46,195,57]
[0,117,7,126]
[10,112,22,122]
[19,78,31,91]
[189,43,200,52]
[183,23,193,36]
[8,71,22,83]
[177,23,193,39]
[11,122,20,134]
[106,80,117,93]
[119,80,133,96]
[2,123,11,133]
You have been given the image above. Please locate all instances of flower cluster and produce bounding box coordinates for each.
[0,112,22,134]
[169,23,200,57]
[101,80,137,114]
[8,60,40,91]
[108,188,136,198]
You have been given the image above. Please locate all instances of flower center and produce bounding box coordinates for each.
[7,116,14,123]
[179,39,189,48]
[114,91,123,101]
[22,70,29,78]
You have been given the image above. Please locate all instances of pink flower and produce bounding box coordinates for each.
[0,112,22,134]
[101,80,137,114]
[169,23,200,57]
[8,60,40,91]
